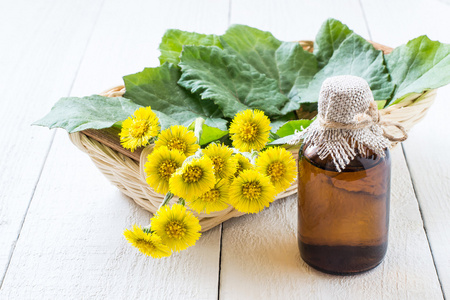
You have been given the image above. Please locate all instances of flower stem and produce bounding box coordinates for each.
[194,117,205,144]
[177,198,186,206]
[159,192,174,209]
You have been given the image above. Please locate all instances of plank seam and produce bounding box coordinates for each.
[401,144,446,300]
[358,0,373,41]
[0,0,107,289]
[436,0,450,7]
[217,223,224,300]
[0,131,56,289]
[220,1,230,294]
[66,0,107,97]
[227,0,232,27]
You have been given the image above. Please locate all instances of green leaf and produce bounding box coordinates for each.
[314,18,354,69]
[276,119,313,137]
[178,45,289,118]
[268,119,312,145]
[385,35,450,104]
[269,112,297,133]
[388,91,426,106]
[376,100,387,109]
[33,95,143,133]
[299,34,394,103]
[276,42,319,94]
[153,111,180,130]
[199,124,228,145]
[220,24,282,81]
[220,26,319,114]
[123,62,227,130]
[159,29,222,65]
[268,134,296,145]
[275,42,319,109]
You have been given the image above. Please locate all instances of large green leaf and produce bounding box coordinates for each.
[178,45,289,118]
[314,18,354,69]
[34,95,149,133]
[220,26,321,113]
[385,35,450,105]
[275,42,319,110]
[159,29,222,65]
[153,111,181,131]
[123,63,227,130]
[299,34,394,103]
[220,24,282,81]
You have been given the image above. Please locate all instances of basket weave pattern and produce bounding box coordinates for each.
[68,41,437,232]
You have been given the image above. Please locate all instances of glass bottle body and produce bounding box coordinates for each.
[297,144,391,275]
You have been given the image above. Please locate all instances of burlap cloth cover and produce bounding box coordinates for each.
[292,75,407,171]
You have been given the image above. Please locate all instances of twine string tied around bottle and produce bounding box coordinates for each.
[316,101,408,142]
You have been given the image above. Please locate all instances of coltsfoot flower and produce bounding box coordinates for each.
[144,146,186,194]
[154,125,199,156]
[151,203,202,252]
[186,179,229,214]
[232,153,253,178]
[123,225,171,258]
[203,143,237,180]
[169,156,216,199]
[120,106,160,152]
[229,109,271,152]
[228,169,276,214]
[255,147,297,193]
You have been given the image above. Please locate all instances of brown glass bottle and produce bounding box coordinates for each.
[297,143,391,275]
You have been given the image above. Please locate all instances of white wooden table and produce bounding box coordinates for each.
[1,0,449,299]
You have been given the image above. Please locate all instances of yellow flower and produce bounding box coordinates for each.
[233,153,253,178]
[123,225,171,258]
[120,107,160,152]
[186,179,229,214]
[229,109,271,152]
[169,156,216,199]
[144,146,186,194]
[255,147,297,194]
[228,169,276,214]
[154,125,200,157]
[151,203,202,252]
[203,143,238,180]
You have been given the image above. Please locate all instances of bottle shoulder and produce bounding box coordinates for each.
[300,143,390,172]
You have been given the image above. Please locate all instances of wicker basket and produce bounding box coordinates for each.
[68,41,437,232]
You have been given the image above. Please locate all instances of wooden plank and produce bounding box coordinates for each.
[360,0,450,296]
[0,0,230,297]
[219,1,443,298]
[69,0,232,96]
[361,0,450,48]
[0,0,104,285]
[219,147,442,299]
[0,133,223,299]
[403,86,450,298]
